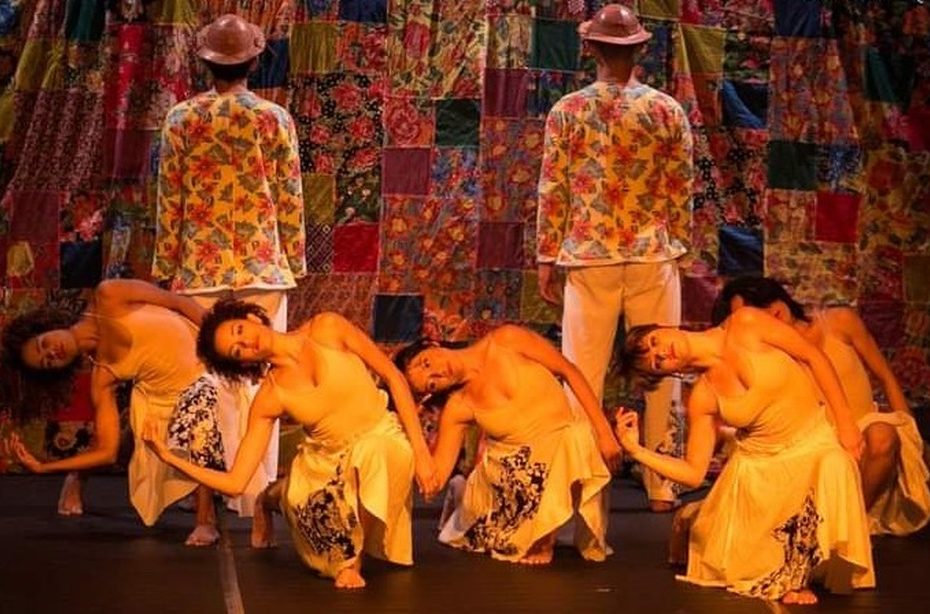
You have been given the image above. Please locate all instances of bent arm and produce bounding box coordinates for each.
[834,308,910,415]
[622,380,717,489]
[431,397,472,490]
[96,279,206,326]
[149,385,282,497]
[29,367,121,473]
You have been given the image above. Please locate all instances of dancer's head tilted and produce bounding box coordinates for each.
[197,298,272,383]
[394,338,469,397]
[711,276,809,326]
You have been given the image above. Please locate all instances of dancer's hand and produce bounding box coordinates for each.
[537,264,561,306]
[837,423,864,462]
[414,454,440,501]
[4,433,44,473]
[614,408,641,453]
[140,417,168,458]
[596,430,623,473]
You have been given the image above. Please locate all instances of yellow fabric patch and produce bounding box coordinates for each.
[290,22,340,75]
[640,0,681,20]
[303,173,336,223]
[679,24,726,74]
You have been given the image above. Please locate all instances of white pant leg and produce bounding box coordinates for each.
[191,289,287,516]
[622,261,683,503]
[561,265,626,418]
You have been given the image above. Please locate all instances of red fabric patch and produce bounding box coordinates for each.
[908,106,930,152]
[381,147,431,195]
[102,128,154,180]
[477,221,524,269]
[5,190,63,243]
[682,274,719,324]
[814,191,860,243]
[483,69,530,118]
[333,223,380,272]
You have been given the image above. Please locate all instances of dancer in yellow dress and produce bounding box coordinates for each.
[143,298,438,589]
[714,276,930,536]
[2,279,222,545]
[615,307,874,604]
[396,325,621,565]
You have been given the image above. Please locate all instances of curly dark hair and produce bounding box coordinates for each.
[711,276,810,327]
[197,298,271,383]
[1,307,84,420]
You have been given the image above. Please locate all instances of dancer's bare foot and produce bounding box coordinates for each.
[519,533,555,565]
[334,561,366,589]
[783,589,818,605]
[57,472,84,516]
[185,523,220,546]
[250,503,276,548]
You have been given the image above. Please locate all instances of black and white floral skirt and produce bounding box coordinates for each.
[166,374,225,471]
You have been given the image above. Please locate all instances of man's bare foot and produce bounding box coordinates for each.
[334,564,366,589]
[519,533,555,565]
[250,504,276,548]
[185,523,220,546]
[649,499,678,513]
[783,589,818,605]
[57,473,84,516]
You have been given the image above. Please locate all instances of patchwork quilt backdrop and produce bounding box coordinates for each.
[0,0,929,463]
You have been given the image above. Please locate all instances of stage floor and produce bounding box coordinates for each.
[1,474,926,613]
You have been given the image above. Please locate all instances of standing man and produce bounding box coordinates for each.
[536,5,693,512]
[153,14,307,515]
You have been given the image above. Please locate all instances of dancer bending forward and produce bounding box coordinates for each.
[615,307,875,604]
[144,299,438,589]
[396,325,621,565]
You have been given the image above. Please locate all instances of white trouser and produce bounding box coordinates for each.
[562,261,683,502]
[190,288,287,516]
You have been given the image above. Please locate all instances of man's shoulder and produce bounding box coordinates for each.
[634,85,685,112]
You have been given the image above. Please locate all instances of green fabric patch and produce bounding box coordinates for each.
[767,140,817,190]
[435,99,481,147]
[65,0,106,42]
[864,47,915,109]
[0,89,14,142]
[530,19,579,72]
[290,22,340,75]
[303,173,336,224]
[150,0,197,25]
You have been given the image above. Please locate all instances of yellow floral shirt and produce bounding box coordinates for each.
[537,81,694,266]
[153,90,307,293]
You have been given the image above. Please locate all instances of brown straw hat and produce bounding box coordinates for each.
[578,4,652,46]
[196,14,266,65]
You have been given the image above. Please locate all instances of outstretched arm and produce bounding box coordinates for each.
[829,307,910,415]
[494,325,622,472]
[143,384,283,497]
[615,379,717,489]
[316,312,440,498]
[95,279,206,326]
[9,366,121,473]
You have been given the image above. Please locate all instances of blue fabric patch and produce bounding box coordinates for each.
[373,294,424,342]
[248,39,290,89]
[339,0,387,23]
[774,0,824,38]
[60,240,102,289]
[0,0,19,36]
[722,80,768,129]
[717,226,763,276]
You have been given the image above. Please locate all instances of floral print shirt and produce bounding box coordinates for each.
[153,90,307,293]
[537,81,694,266]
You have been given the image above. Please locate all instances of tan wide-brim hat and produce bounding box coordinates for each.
[578,4,652,46]
[197,13,266,65]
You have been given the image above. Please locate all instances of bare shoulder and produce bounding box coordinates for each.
[823,306,862,331]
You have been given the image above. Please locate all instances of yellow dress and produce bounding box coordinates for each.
[96,305,204,526]
[683,348,875,599]
[270,339,414,578]
[439,346,612,561]
[817,311,930,536]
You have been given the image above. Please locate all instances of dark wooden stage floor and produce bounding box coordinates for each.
[1,475,927,613]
